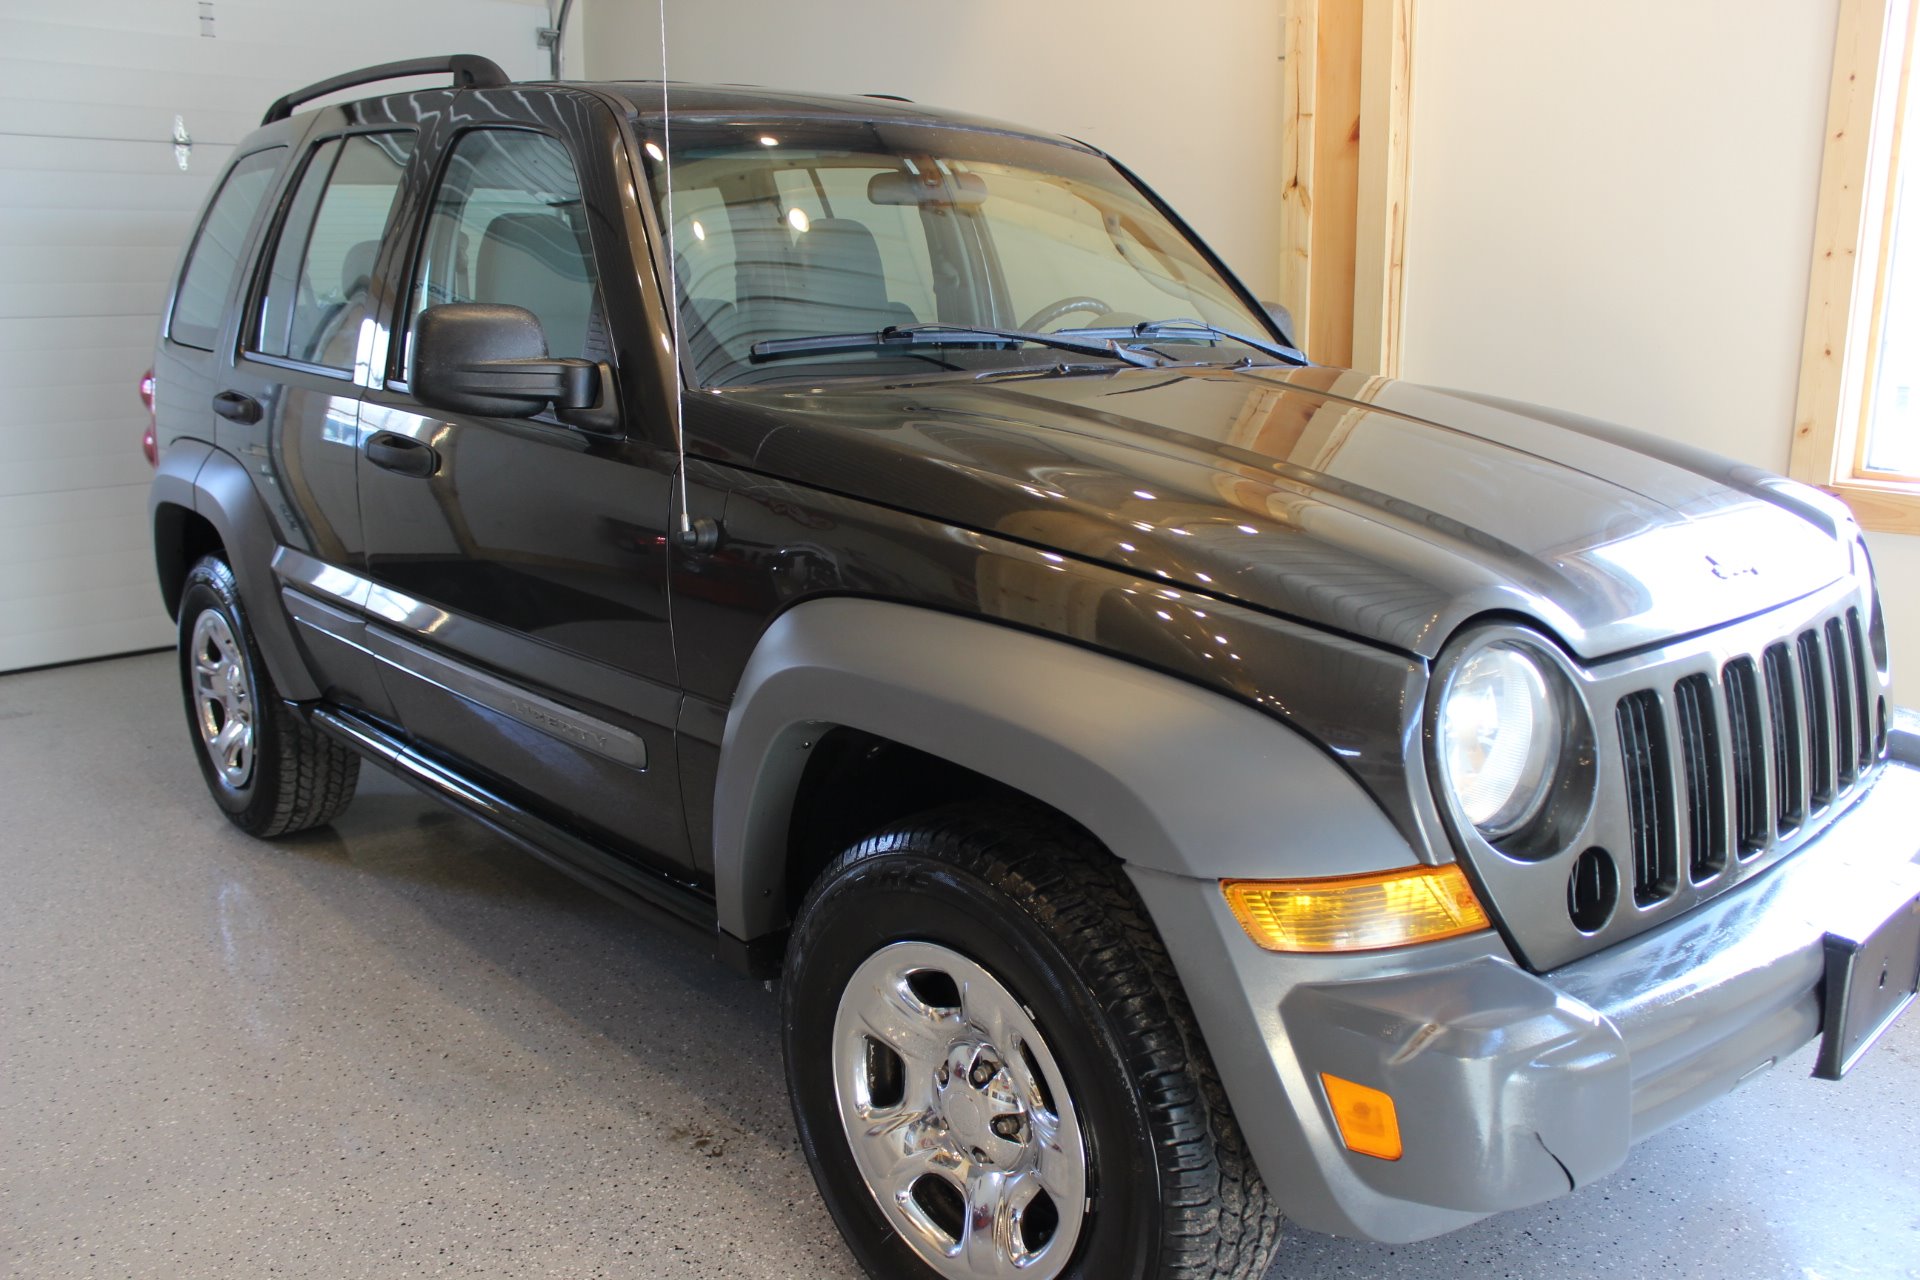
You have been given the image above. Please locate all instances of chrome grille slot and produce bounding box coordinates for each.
[1616,689,1675,905]
[1721,658,1768,856]
[1674,673,1726,879]
[1763,642,1803,832]
[1826,617,1855,784]
[1798,630,1834,809]
[1845,607,1872,773]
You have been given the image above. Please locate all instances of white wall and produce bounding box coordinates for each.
[1398,0,1920,699]
[577,0,1286,302]
[0,0,556,672]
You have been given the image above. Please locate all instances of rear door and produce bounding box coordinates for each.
[226,124,419,721]
[355,93,690,874]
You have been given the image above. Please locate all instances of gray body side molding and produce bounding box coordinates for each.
[149,442,321,702]
[712,597,1420,941]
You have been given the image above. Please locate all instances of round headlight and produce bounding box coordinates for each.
[1436,642,1562,840]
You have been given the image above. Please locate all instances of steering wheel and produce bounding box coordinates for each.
[1018,295,1113,332]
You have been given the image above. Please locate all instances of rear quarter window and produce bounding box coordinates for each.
[168,148,283,351]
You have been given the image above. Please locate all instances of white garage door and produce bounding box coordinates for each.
[0,0,558,671]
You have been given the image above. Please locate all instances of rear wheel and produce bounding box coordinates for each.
[177,555,358,836]
[782,804,1282,1280]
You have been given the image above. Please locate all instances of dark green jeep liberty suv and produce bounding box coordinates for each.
[149,55,1920,1280]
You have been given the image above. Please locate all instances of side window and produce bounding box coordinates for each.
[253,132,414,369]
[406,129,603,374]
[169,148,282,351]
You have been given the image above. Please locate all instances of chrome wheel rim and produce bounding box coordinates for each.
[832,940,1087,1279]
[188,608,255,789]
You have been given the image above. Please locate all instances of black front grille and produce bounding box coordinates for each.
[1674,673,1726,879]
[1611,604,1879,907]
[1616,690,1674,904]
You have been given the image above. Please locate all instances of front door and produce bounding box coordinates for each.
[355,98,690,874]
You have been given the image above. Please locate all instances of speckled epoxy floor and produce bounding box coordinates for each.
[2,652,1916,1280]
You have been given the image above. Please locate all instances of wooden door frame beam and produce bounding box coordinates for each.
[1282,0,1414,376]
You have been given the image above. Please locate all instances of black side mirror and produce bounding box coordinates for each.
[1260,300,1300,353]
[412,303,617,431]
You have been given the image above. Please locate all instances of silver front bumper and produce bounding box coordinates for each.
[1129,744,1920,1244]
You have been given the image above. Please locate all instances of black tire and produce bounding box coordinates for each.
[782,802,1282,1280]
[176,554,359,837]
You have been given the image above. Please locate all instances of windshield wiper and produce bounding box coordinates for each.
[749,322,1162,368]
[1057,318,1308,366]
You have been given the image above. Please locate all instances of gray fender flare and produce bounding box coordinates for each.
[150,441,320,702]
[711,597,1420,941]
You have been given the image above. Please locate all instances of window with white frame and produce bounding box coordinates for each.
[1793,0,1920,531]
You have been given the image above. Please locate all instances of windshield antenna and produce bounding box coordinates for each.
[658,0,691,543]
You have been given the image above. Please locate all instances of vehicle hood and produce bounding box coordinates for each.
[694,364,1855,660]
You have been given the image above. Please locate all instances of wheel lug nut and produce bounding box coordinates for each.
[990,1115,1024,1142]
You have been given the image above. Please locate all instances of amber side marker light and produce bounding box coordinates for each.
[1221,864,1489,953]
[1320,1073,1403,1161]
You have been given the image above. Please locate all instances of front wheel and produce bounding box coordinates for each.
[782,804,1282,1280]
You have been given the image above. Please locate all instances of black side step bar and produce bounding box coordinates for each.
[307,703,742,960]
[263,55,510,125]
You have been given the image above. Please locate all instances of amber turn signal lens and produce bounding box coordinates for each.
[1320,1073,1403,1161]
[1221,864,1489,952]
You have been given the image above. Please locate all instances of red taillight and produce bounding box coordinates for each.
[139,368,157,466]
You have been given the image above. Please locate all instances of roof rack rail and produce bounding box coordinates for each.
[262,54,511,125]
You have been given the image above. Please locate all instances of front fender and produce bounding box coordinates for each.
[711,597,1420,942]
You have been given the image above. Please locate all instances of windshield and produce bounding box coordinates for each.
[640,118,1276,387]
